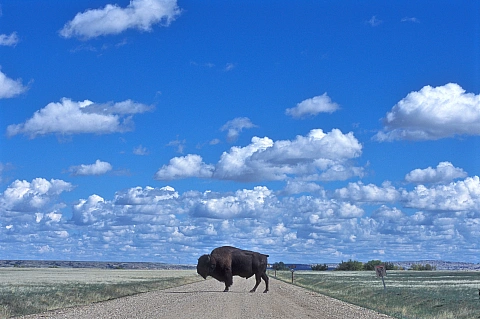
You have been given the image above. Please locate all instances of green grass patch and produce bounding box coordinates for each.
[0,268,202,318]
[270,270,480,319]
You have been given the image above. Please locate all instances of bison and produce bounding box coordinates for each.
[197,246,269,293]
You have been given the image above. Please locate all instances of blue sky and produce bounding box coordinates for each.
[1,0,480,264]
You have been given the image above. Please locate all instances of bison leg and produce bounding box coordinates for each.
[224,269,233,292]
[262,273,269,293]
[250,273,261,292]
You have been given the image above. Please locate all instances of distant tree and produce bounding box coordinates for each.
[272,262,289,271]
[364,260,383,271]
[311,263,329,271]
[410,264,420,270]
[364,260,398,271]
[410,263,436,271]
[335,259,364,271]
[384,262,398,270]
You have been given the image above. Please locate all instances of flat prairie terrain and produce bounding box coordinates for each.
[274,270,480,319]
[0,268,201,318]
[15,276,393,319]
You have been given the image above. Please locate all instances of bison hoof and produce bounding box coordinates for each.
[249,289,256,293]
[223,289,229,292]
[263,290,268,293]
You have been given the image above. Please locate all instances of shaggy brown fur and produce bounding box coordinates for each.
[197,246,269,293]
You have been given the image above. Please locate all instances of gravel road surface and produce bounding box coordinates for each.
[18,277,394,319]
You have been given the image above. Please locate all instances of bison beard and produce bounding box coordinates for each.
[197,246,269,293]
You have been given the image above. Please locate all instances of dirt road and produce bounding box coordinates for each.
[18,277,393,319]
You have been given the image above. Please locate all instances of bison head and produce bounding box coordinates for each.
[197,254,214,279]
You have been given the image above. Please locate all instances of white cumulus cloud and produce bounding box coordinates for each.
[371,205,405,222]
[334,181,400,203]
[3,176,480,263]
[220,117,257,142]
[69,160,113,176]
[155,129,363,182]
[59,0,181,39]
[72,194,107,225]
[0,32,19,46]
[281,181,323,195]
[403,176,480,211]
[285,93,340,118]
[6,98,152,138]
[214,136,274,181]
[0,68,28,99]
[405,162,468,184]
[154,154,214,180]
[0,178,73,213]
[114,185,178,205]
[374,83,480,141]
[133,145,149,155]
[194,186,274,219]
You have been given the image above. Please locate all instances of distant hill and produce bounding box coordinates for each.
[277,261,480,271]
[0,260,195,270]
[270,264,337,271]
[2,259,479,271]
[391,260,480,271]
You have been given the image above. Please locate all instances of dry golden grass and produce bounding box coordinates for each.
[271,270,480,319]
[0,268,202,318]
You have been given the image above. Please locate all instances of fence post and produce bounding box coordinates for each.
[289,265,296,284]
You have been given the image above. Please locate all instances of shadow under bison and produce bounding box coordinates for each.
[197,246,269,293]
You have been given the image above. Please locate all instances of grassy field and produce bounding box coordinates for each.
[270,270,480,319]
[0,268,202,318]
